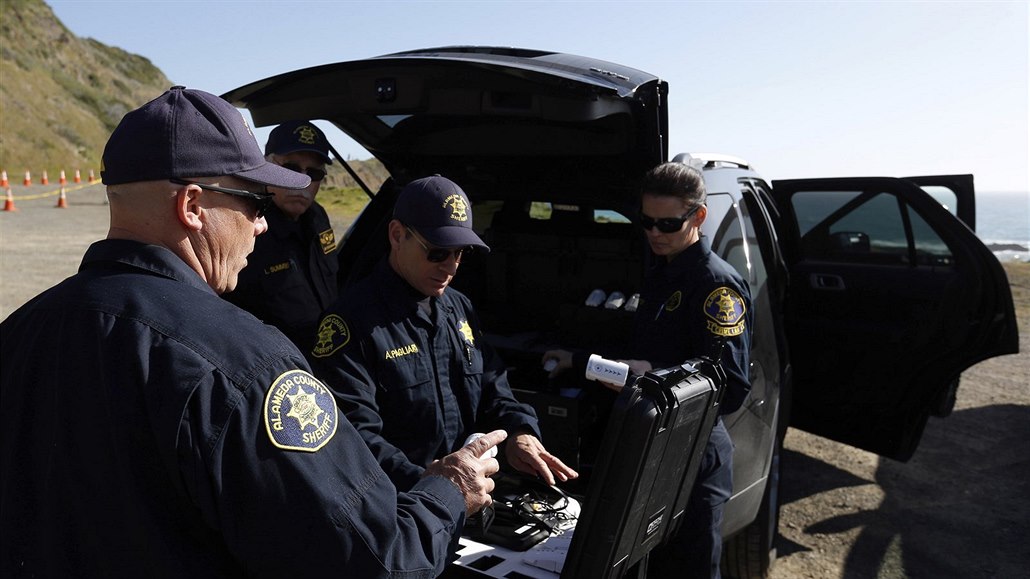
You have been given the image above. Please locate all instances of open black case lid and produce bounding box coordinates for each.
[562,357,726,578]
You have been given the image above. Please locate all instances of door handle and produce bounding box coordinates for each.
[810,273,845,291]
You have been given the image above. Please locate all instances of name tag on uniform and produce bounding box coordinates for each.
[265,261,291,275]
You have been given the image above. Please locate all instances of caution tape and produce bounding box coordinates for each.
[6,182,100,201]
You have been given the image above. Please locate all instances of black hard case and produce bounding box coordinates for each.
[561,358,726,579]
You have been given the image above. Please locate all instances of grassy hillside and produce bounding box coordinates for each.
[0,0,389,190]
[0,0,173,174]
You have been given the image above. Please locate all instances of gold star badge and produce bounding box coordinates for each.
[457,319,475,346]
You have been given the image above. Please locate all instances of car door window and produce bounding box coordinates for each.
[702,192,752,283]
[909,208,954,266]
[790,190,953,266]
[919,185,959,217]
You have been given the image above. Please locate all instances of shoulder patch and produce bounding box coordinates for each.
[263,370,338,452]
[319,228,337,254]
[703,287,747,337]
[311,314,349,358]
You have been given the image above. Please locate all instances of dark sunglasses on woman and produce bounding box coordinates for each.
[639,204,703,233]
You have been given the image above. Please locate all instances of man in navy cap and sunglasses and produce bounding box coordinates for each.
[0,88,505,578]
[310,175,578,492]
[225,120,339,352]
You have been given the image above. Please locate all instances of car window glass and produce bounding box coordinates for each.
[703,192,751,282]
[793,190,909,265]
[529,202,552,220]
[918,185,959,216]
[738,194,767,287]
[909,207,954,266]
[595,209,631,224]
[522,202,631,225]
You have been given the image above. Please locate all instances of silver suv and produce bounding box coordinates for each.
[225,46,1018,578]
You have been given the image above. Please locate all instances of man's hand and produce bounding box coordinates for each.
[541,350,573,378]
[505,432,579,485]
[424,429,506,515]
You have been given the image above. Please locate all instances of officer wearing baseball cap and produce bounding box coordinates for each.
[310,175,578,492]
[224,120,339,352]
[0,88,505,577]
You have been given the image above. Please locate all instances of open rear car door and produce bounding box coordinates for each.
[771,175,1018,461]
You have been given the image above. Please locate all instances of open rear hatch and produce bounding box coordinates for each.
[225,47,671,470]
[223,46,668,200]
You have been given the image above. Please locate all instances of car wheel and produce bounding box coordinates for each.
[721,430,781,578]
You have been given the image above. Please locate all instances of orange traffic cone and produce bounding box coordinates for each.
[3,188,16,212]
[88,169,97,183]
[59,170,67,185]
[55,186,68,208]
[23,171,31,186]
[41,170,49,185]
[74,169,81,183]
[0,170,8,188]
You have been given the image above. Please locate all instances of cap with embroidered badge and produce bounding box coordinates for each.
[393,175,490,251]
[264,120,333,165]
[100,86,310,190]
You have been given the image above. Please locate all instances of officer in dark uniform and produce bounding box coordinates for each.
[310,175,578,491]
[545,162,752,578]
[0,87,504,578]
[224,120,339,352]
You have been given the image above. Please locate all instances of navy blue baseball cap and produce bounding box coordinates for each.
[265,120,333,164]
[393,175,489,251]
[101,86,310,189]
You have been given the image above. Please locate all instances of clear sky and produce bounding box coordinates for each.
[47,0,1029,193]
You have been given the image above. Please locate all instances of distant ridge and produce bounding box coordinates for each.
[0,0,386,191]
[0,0,172,173]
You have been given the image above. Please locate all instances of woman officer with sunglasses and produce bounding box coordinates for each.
[544,162,752,579]
[224,120,339,353]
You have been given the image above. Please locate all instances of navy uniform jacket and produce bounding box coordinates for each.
[224,203,339,352]
[310,259,540,491]
[0,239,466,578]
[633,236,752,414]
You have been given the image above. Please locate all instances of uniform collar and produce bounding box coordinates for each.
[263,204,306,240]
[373,258,454,320]
[79,239,217,296]
[651,235,712,280]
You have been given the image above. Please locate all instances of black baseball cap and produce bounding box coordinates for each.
[393,175,490,251]
[265,120,333,164]
[101,86,310,190]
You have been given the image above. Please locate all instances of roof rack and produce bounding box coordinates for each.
[671,152,752,171]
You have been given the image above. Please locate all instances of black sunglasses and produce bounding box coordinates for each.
[406,226,472,263]
[170,178,274,218]
[281,163,327,182]
[639,204,703,233]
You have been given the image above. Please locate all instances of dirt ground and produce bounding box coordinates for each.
[2,183,1028,578]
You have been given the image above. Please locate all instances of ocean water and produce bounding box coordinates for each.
[977,191,1029,262]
